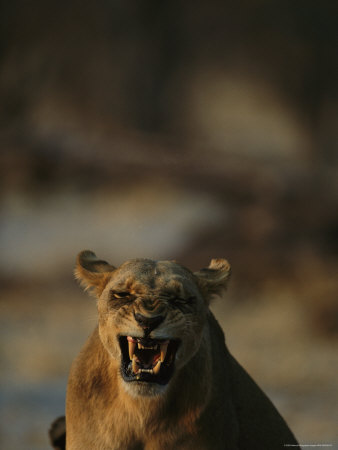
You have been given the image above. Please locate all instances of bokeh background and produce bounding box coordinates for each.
[1,1,337,448]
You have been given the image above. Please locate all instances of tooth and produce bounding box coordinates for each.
[153,360,161,375]
[138,343,141,349]
[160,342,168,362]
[132,355,139,374]
[139,369,153,374]
[128,341,136,360]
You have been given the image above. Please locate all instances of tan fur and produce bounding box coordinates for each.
[66,251,298,449]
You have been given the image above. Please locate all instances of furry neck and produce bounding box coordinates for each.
[111,327,212,432]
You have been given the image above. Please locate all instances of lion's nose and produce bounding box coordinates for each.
[134,313,165,332]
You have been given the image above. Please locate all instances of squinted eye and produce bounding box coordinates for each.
[176,296,196,303]
[171,296,196,313]
[112,292,130,299]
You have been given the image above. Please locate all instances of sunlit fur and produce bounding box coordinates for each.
[66,251,298,450]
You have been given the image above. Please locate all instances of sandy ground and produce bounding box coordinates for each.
[1,282,337,449]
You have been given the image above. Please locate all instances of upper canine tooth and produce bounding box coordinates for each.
[160,342,169,362]
[132,355,139,374]
[138,343,142,349]
[128,341,136,360]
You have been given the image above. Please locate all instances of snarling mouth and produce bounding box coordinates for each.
[119,336,180,384]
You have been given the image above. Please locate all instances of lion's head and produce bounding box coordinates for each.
[75,250,231,397]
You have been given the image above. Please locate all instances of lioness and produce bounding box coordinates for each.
[52,250,299,449]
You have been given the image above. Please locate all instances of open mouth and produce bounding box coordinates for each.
[119,336,180,385]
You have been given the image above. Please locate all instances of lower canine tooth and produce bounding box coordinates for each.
[160,342,168,362]
[128,341,136,360]
[153,360,161,375]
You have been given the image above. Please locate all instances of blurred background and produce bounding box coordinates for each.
[0,1,337,448]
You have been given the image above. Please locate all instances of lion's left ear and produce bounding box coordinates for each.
[74,250,116,296]
[194,258,231,303]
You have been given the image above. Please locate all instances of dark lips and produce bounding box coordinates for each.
[119,336,180,385]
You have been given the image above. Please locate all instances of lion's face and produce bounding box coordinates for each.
[75,251,231,397]
[98,259,207,396]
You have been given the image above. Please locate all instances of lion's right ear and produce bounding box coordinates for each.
[74,250,116,296]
